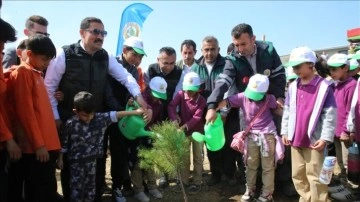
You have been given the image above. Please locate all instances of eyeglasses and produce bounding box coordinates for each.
[85,29,108,37]
[30,30,50,37]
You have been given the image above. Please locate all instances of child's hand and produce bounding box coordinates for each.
[310,140,326,151]
[54,90,64,102]
[143,109,152,124]
[176,114,181,124]
[36,147,49,162]
[6,139,22,161]
[179,124,187,131]
[340,132,350,141]
[135,108,144,115]
[282,135,290,146]
[57,158,63,170]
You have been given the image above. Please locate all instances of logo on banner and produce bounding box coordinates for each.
[123,22,141,40]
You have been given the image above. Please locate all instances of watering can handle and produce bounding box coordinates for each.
[125,101,140,111]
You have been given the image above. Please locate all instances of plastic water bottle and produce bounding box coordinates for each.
[319,156,337,184]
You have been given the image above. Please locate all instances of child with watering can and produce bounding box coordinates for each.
[216,74,284,202]
[57,91,144,202]
[168,72,206,195]
[127,76,167,202]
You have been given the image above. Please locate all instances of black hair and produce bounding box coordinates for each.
[0,18,17,43]
[26,34,56,58]
[74,91,97,113]
[80,17,103,30]
[231,23,253,39]
[315,54,330,78]
[25,15,48,29]
[180,39,196,52]
[159,46,176,56]
[227,43,235,54]
[17,39,27,50]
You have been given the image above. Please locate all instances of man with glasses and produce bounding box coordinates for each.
[44,17,152,202]
[2,15,49,69]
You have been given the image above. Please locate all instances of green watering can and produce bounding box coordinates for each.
[192,113,225,151]
[118,102,153,140]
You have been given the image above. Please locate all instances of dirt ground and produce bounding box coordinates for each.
[56,148,307,202]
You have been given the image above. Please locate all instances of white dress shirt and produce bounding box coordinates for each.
[44,41,140,120]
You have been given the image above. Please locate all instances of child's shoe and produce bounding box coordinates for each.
[149,188,163,199]
[241,188,255,202]
[257,192,274,202]
[328,184,346,193]
[331,188,359,202]
[134,192,150,202]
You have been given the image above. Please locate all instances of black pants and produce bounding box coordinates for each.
[94,132,108,202]
[207,108,240,179]
[107,123,132,190]
[8,152,58,202]
[60,153,70,202]
[0,150,8,202]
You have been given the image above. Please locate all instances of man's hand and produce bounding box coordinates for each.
[6,139,22,161]
[310,140,326,152]
[282,135,290,146]
[55,90,64,102]
[205,109,217,125]
[35,147,49,162]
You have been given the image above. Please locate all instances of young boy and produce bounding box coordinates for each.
[0,17,21,202]
[217,74,282,202]
[129,76,166,202]
[281,46,337,202]
[327,53,356,177]
[6,34,60,202]
[327,53,358,201]
[168,72,206,194]
[57,91,144,202]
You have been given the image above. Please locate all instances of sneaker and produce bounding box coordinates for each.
[159,176,169,188]
[187,184,201,195]
[112,188,127,202]
[148,188,163,199]
[331,188,359,202]
[328,184,346,194]
[258,192,274,202]
[134,192,150,202]
[241,189,255,202]
[207,176,221,186]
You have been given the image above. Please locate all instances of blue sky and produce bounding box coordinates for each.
[1,1,360,70]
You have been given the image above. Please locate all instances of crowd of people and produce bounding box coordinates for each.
[0,10,360,202]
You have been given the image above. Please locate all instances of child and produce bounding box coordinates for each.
[217,74,282,202]
[128,76,166,202]
[281,46,337,202]
[57,91,144,202]
[326,53,358,201]
[328,53,356,177]
[6,34,60,202]
[168,72,206,194]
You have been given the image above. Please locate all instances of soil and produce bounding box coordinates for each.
[56,149,307,202]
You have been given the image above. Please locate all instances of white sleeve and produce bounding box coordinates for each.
[44,48,66,120]
[108,54,141,97]
[347,79,359,132]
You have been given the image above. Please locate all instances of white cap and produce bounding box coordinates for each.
[350,59,359,71]
[123,36,146,56]
[183,72,202,91]
[149,76,167,100]
[244,74,269,101]
[284,46,316,67]
[327,53,349,67]
[286,66,298,81]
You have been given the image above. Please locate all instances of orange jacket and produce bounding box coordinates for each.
[7,62,60,153]
[137,66,146,93]
[0,65,13,147]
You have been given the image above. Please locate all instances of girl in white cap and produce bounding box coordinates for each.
[168,72,206,194]
[216,73,284,202]
[281,46,337,202]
